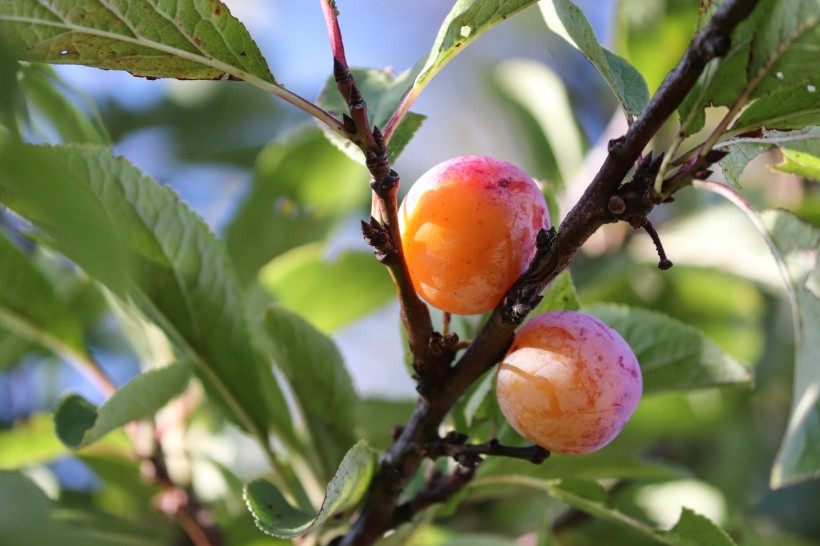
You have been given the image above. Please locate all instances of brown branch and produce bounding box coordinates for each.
[323,3,445,389]
[428,432,550,468]
[338,2,761,544]
[144,439,223,546]
[392,466,476,529]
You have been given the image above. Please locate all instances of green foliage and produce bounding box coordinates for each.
[719,127,820,186]
[224,129,366,285]
[679,0,820,135]
[760,210,820,487]
[317,66,426,162]
[244,441,376,539]
[259,245,396,333]
[0,0,274,82]
[54,363,191,449]
[0,1,819,544]
[540,0,649,116]
[0,141,295,449]
[262,305,358,481]
[585,304,753,393]
[0,230,89,364]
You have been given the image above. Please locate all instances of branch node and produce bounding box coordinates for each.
[370,168,399,196]
[607,136,627,155]
[701,32,731,59]
[333,56,351,82]
[361,217,394,262]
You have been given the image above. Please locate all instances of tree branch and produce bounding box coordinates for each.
[320,0,444,388]
[338,1,761,544]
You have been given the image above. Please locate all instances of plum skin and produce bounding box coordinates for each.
[495,310,642,455]
[398,156,550,315]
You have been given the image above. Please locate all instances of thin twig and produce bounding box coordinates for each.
[321,0,442,387]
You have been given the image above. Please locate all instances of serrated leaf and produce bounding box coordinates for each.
[717,126,820,186]
[54,362,191,449]
[262,305,358,480]
[679,0,820,135]
[540,0,649,116]
[259,244,396,334]
[584,304,753,393]
[317,66,425,163]
[658,508,737,546]
[0,0,274,82]
[0,230,89,363]
[0,141,295,449]
[244,440,375,539]
[734,86,820,132]
[224,129,366,286]
[760,210,820,487]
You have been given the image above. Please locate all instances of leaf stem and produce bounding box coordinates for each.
[319,0,347,66]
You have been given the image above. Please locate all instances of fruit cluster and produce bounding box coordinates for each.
[399,156,642,454]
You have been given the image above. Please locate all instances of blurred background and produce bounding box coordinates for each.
[2,0,820,544]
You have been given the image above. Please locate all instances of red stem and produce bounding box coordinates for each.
[319,0,347,66]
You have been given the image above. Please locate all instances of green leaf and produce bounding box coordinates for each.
[0,0,275,82]
[733,86,820,133]
[354,397,416,451]
[0,230,89,363]
[0,414,67,469]
[470,476,735,545]
[244,440,376,539]
[259,244,396,334]
[0,470,171,546]
[19,64,110,145]
[717,127,820,186]
[492,59,586,187]
[534,270,581,314]
[679,0,820,135]
[760,210,820,487]
[0,142,295,448]
[412,0,539,104]
[224,129,366,286]
[262,305,358,480]
[539,0,649,116]
[54,362,191,449]
[658,508,737,546]
[317,66,425,163]
[584,304,753,393]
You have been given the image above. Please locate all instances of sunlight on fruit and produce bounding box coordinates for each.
[399,156,549,315]
[496,311,642,454]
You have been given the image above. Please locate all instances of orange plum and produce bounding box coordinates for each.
[398,156,549,315]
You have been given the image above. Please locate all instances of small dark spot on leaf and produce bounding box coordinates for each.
[214,5,222,16]
[240,50,247,57]
[193,37,201,47]
[455,42,462,48]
